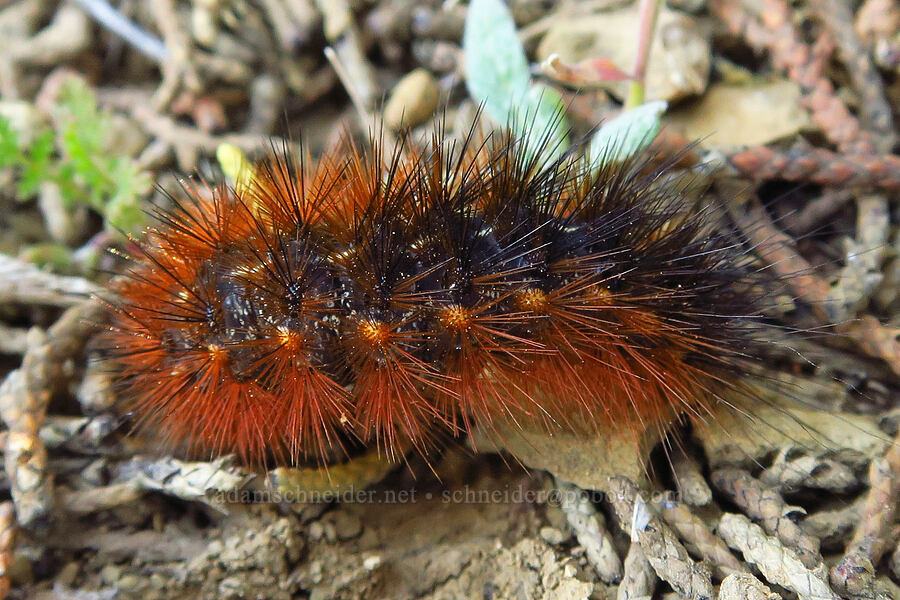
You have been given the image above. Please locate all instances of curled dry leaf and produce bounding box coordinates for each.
[541,53,632,87]
[537,3,710,102]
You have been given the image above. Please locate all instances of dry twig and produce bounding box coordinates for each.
[0,254,100,308]
[837,316,900,377]
[655,494,746,579]
[727,145,900,192]
[71,0,167,62]
[759,451,858,494]
[810,0,895,151]
[718,572,782,600]
[830,438,900,598]
[606,477,714,600]
[783,189,855,236]
[556,479,623,584]
[718,513,837,600]
[0,502,14,600]
[802,497,866,547]
[149,0,201,109]
[711,468,823,569]
[0,325,30,356]
[670,448,713,507]
[0,301,102,531]
[827,194,889,318]
[720,183,834,322]
[617,542,656,600]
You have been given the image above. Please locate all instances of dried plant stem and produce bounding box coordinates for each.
[317,0,387,147]
[606,477,714,600]
[625,0,662,109]
[0,301,102,531]
[0,254,101,308]
[711,468,823,569]
[720,183,834,323]
[555,479,623,583]
[727,144,900,192]
[718,514,837,600]
[830,438,900,597]
[149,0,201,109]
[71,0,167,63]
[655,495,746,579]
[718,572,782,600]
[670,448,712,506]
[809,0,895,151]
[618,542,656,600]
[0,502,14,600]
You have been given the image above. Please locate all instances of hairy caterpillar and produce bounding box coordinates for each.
[103,126,776,468]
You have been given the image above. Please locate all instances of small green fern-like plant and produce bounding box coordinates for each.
[0,78,150,238]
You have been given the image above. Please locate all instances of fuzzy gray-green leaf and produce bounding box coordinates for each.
[590,100,667,169]
[463,0,531,123]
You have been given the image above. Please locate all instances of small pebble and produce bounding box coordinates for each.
[308,521,324,540]
[149,573,167,589]
[117,574,141,591]
[55,561,80,587]
[329,511,363,541]
[100,564,122,586]
[384,68,440,131]
[539,526,566,545]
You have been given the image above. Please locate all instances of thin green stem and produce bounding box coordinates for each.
[625,0,662,110]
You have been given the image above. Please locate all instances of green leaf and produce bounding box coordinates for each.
[18,129,54,199]
[589,100,667,169]
[56,79,114,208]
[57,78,105,137]
[1,77,151,243]
[55,162,88,207]
[105,195,146,237]
[104,158,151,236]
[19,243,75,273]
[464,0,571,164]
[0,116,21,169]
[514,84,570,164]
[61,122,109,207]
[463,0,530,123]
